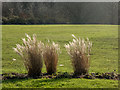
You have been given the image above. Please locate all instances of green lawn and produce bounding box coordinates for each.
[2,25,118,88]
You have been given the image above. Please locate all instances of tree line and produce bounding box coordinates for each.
[2,2,118,24]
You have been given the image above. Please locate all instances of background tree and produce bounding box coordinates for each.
[2,2,118,25]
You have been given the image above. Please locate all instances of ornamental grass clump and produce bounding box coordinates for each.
[42,41,60,75]
[65,34,92,75]
[13,34,44,77]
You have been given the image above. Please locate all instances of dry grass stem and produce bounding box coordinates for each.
[42,41,60,74]
[65,34,92,75]
[13,34,44,77]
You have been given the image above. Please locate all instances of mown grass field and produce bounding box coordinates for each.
[2,25,118,88]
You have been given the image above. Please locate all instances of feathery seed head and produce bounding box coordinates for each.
[13,33,43,77]
[64,34,92,75]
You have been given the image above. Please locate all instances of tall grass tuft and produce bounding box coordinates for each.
[65,34,92,75]
[42,41,60,75]
[13,34,44,77]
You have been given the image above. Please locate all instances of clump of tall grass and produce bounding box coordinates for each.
[64,34,92,75]
[42,41,60,75]
[13,34,44,77]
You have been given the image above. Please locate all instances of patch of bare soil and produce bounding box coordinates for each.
[1,72,120,80]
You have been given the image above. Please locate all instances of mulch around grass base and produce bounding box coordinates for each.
[1,72,120,80]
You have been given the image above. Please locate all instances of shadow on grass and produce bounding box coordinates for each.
[2,78,73,89]
[2,73,119,89]
[2,76,69,84]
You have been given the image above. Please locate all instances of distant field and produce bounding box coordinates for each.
[2,25,118,88]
